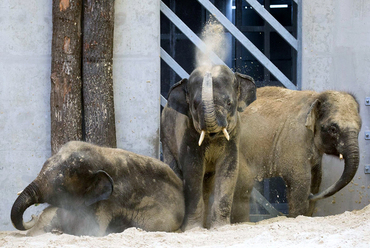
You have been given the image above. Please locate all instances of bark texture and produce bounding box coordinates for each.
[82,0,116,147]
[50,0,83,154]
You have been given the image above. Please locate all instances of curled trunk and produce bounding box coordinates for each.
[309,140,359,201]
[11,182,42,230]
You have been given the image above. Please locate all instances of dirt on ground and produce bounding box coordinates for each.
[1,204,370,248]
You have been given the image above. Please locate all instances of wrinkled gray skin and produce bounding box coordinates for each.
[239,86,362,217]
[161,65,256,230]
[11,141,185,236]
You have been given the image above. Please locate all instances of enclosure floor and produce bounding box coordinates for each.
[1,205,370,247]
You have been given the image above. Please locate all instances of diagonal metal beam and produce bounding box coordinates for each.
[160,48,190,79]
[160,48,189,107]
[252,188,282,217]
[198,0,296,90]
[160,1,226,66]
[245,0,297,50]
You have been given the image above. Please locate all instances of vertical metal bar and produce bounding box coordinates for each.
[169,0,177,86]
[264,0,271,83]
[296,0,302,90]
[235,0,243,71]
[292,2,297,86]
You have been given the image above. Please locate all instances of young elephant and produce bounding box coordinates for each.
[11,141,185,236]
[161,65,256,230]
[238,86,362,218]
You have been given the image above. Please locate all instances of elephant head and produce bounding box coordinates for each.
[11,149,114,231]
[306,91,362,201]
[168,65,256,146]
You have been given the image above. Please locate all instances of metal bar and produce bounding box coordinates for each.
[160,48,190,79]
[160,1,226,66]
[251,188,282,217]
[245,0,297,50]
[160,48,189,107]
[296,0,302,89]
[161,95,168,107]
[198,0,296,90]
[263,0,271,83]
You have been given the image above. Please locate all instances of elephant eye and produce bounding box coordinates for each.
[329,124,339,134]
[227,100,232,106]
[193,97,201,111]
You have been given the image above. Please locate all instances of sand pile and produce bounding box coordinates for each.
[1,204,369,248]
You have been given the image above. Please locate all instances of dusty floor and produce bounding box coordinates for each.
[1,204,370,248]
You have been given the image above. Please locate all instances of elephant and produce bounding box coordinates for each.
[238,86,362,218]
[160,65,256,230]
[11,141,185,236]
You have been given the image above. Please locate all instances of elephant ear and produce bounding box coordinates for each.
[166,78,189,115]
[84,170,114,206]
[305,99,320,133]
[235,72,256,112]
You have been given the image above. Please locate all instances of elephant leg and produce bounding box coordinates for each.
[231,158,254,223]
[203,172,215,228]
[307,163,322,215]
[210,151,239,228]
[162,143,183,179]
[181,158,206,230]
[231,185,252,224]
[284,173,311,217]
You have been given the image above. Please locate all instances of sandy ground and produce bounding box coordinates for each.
[1,205,370,248]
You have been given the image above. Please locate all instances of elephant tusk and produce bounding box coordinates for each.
[339,154,343,160]
[17,191,22,196]
[199,130,206,146]
[222,128,230,141]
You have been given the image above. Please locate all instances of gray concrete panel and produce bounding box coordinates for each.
[113,0,160,158]
[0,0,52,230]
[302,0,370,216]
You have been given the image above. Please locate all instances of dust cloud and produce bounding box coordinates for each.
[195,17,229,69]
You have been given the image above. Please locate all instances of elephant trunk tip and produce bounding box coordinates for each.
[11,182,41,231]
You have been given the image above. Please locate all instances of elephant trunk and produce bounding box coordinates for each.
[199,72,217,146]
[309,136,359,201]
[202,72,218,132]
[11,181,43,230]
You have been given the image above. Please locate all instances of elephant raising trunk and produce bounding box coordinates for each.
[198,72,229,146]
[310,134,360,201]
[11,181,43,230]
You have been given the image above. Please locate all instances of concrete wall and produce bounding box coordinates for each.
[302,0,370,216]
[0,0,160,231]
[0,0,52,231]
[114,0,161,158]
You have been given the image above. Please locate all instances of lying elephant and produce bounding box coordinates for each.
[161,65,256,229]
[11,141,185,236]
[239,86,362,217]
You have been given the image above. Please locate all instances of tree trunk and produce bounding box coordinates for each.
[82,0,116,148]
[50,0,83,155]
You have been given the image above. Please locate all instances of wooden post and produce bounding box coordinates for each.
[82,0,117,147]
[50,0,83,154]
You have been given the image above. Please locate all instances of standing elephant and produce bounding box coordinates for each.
[161,65,256,230]
[11,141,185,236]
[239,86,361,217]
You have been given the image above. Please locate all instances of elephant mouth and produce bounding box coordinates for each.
[198,128,230,146]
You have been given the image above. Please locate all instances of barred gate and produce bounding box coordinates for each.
[160,0,302,220]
